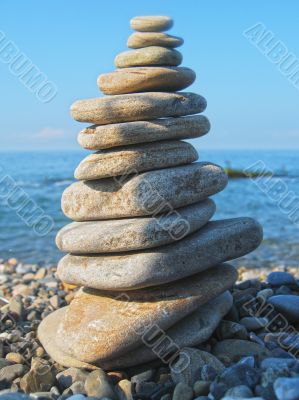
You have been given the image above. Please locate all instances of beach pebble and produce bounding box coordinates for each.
[98,66,195,94]
[74,140,198,180]
[209,382,228,400]
[171,348,224,386]
[84,370,116,399]
[268,295,299,322]
[219,364,259,388]
[274,377,299,400]
[127,32,183,48]
[130,16,173,32]
[193,380,210,396]
[172,382,193,400]
[116,379,133,400]
[0,364,26,388]
[216,320,248,340]
[267,272,296,286]
[212,339,271,363]
[78,115,210,150]
[224,385,253,398]
[56,368,89,389]
[115,46,182,68]
[20,358,55,393]
[240,316,268,330]
[71,92,205,125]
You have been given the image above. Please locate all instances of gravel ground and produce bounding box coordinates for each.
[1,258,299,400]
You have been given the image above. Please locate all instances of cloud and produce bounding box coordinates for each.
[35,127,65,139]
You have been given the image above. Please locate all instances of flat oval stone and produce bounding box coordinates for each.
[127,32,183,48]
[98,67,195,95]
[57,218,263,290]
[62,162,227,221]
[38,264,237,368]
[115,47,182,68]
[130,16,173,32]
[268,295,299,322]
[74,141,198,180]
[56,200,216,253]
[99,291,233,369]
[78,115,210,150]
[71,92,206,125]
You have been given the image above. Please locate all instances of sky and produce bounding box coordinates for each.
[1,0,299,150]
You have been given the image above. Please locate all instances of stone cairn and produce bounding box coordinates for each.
[38,16,263,371]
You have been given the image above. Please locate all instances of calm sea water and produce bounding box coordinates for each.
[0,149,298,268]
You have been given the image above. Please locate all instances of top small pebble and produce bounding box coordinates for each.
[130,15,173,32]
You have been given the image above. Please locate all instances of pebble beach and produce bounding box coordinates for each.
[1,259,299,400]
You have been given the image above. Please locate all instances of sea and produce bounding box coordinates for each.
[0,149,298,269]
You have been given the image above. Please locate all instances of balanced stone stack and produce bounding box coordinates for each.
[38,16,263,370]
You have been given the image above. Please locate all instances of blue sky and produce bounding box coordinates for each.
[1,0,299,150]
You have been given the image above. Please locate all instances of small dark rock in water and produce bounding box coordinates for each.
[274,377,299,400]
[268,295,299,322]
[267,272,296,287]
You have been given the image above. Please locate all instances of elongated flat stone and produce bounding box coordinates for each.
[115,47,182,68]
[78,115,210,150]
[100,291,233,369]
[71,92,206,125]
[56,200,215,254]
[62,162,227,221]
[38,291,232,371]
[39,264,237,368]
[98,67,195,95]
[130,16,173,32]
[74,141,198,180]
[57,218,263,290]
[127,32,183,49]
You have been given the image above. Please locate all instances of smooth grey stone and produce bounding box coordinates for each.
[239,316,268,331]
[0,364,26,387]
[212,339,271,363]
[171,348,224,386]
[98,66,194,94]
[0,394,30,400]
[58,218,262,291]
[216,320,248,340]
[71,92,206,125]
[219,364,259,389]
[267,272,295,286]
[56,200,215,254]
[115,46,182,68]
[84,370,116,399]
[260,358,296,370]
[38,265,237,369]
[66,396,86,400]
[224,385,253,398]
[268,295,299,322]
[130,16,173,32]
[56,368,89,389]
[62,162,226,221]
[172,383,193,400]
[100,291,232,369]
[78,115,210,150]
[127,32,183,48]
[74,140,198,180]
[274,377,299,400]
